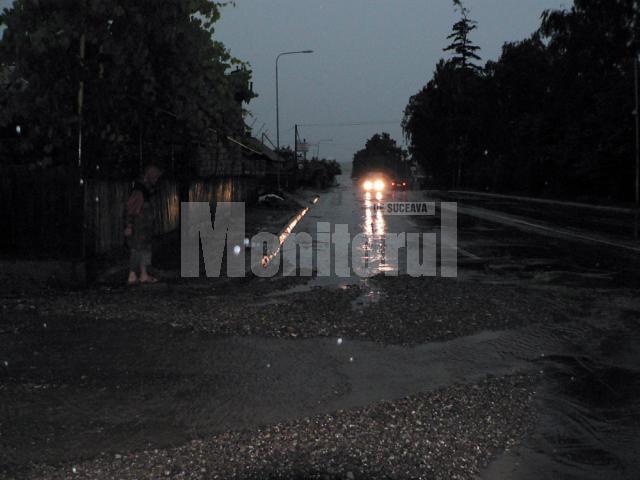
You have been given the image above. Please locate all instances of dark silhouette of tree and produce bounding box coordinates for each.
[404,0,640,202]
[444,0,481,71]
[351,133,407,179]
[537,0,638,199]
[0,0,255,176]
[403,58,485,189]
[404,1,483,189]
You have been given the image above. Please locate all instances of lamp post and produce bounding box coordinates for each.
[276,50,314,150]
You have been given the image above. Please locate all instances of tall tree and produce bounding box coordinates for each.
[0,0,255,176]
[406,0,484,188]
[539,0,638,197]
[444,0,481,71]
[405,0,640,201]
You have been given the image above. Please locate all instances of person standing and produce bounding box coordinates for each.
[124,165,162,285]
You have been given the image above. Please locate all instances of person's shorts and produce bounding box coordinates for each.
[130,249,152,269]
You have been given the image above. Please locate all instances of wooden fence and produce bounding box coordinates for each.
[0,166,260,258]
[0,165,83,258]
[85,180,180,255]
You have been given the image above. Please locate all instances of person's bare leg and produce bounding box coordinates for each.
[139,250,157,283]
[139,266,157,283]
[128,250,140,285]
[127,271,138,285]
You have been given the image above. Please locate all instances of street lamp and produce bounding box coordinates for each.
[276,50,314,150]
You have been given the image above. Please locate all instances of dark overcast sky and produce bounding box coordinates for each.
[213,0,569,161]
[1,0,570,162]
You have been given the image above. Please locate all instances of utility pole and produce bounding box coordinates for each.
[635,53,639,239]
[275,50,314,150]
[633,1,639,239]
[77,5,88,280]
[294,124,298,165]
[78,32,85,171]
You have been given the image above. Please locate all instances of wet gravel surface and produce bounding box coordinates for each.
[0,272,584,479]
[26,375,537,480]
[3,181,635,479]
[0,273,582,347]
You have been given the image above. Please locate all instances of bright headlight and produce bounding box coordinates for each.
[363,180,373,191]
[374,180,385,191]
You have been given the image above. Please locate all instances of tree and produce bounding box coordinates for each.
[0,0,255,177]
[403,59,487,188]
[538,0,638,198]
[404,0,484,189]
[444,0,481,72]
[352,133,407,179]
[404,0,640,201]
[299,158,342,189]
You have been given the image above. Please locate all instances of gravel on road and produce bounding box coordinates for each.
[27,374,537,480]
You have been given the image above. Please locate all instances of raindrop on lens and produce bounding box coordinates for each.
[233,245,241,256]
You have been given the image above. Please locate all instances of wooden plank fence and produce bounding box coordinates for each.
[0,165,83,258]
[1,166,259,258]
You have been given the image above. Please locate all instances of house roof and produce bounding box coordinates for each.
[232,136,284,163]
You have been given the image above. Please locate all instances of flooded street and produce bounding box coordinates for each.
[2,174,640,479]
[2,0,638,477]
[282,171,640,479]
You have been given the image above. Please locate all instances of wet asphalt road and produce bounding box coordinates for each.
[285,173,451,286]
[2,173,640,478]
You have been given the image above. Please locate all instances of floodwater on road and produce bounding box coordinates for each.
[2,172,640,478]
[483,317,640,480]
[285,173,640,479]
[273,172,444,298]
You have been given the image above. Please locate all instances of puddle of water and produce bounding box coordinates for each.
[259,206,310,269]
[483,327,640,480]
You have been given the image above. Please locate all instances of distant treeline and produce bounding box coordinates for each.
[351,133,409,179]
[276,147,342,189]
[403,0,640,202]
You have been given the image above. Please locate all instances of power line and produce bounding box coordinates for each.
[295,120,402,128]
